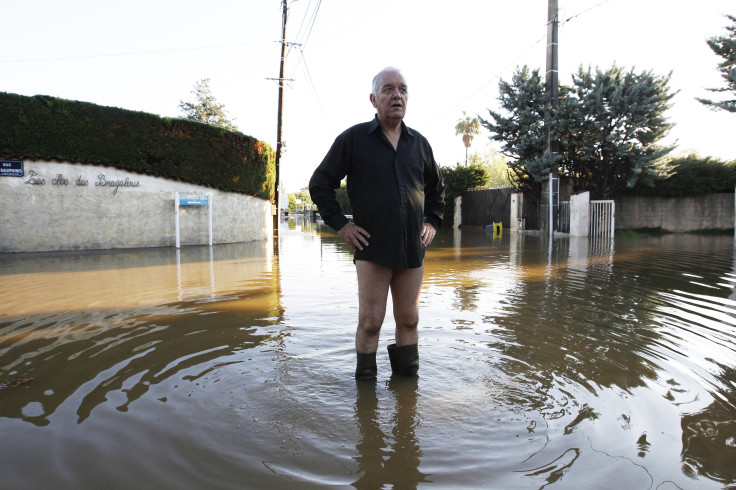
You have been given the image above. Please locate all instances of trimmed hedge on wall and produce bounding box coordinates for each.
[0,92,275,200]
[619,154,736,198]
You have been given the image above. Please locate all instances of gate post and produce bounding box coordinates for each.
[570,192,590,237]
[454,196,462,229]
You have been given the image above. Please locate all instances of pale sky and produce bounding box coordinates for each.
[2,0,734,193]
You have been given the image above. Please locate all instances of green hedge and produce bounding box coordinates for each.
[621,154,736,198]
[0,92,275,200]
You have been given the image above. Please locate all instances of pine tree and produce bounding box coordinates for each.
[481,65,676,200]
[697,14,736,113]
[480,66,547,199]
[178,78,238,131]
[558,66,676,198]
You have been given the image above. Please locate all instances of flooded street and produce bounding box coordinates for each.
[1,218,735,489]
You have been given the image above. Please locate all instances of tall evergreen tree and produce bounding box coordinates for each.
[697,14,736,113]
[179,78,238,131]
[557,66,676,198]
[482,65,676,200]
[480,66,547,199]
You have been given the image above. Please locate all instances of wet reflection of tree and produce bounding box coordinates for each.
[681,403,736,486]
[681,361,736,486]
[352,377,428,489]
[434,231,736,485]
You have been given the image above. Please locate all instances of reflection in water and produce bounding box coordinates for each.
[1,221,736,488]
[0,241,280,428]
[353,377,426,489]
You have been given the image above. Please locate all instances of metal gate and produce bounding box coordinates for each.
[559,201,570,233]
[590,200,615,236]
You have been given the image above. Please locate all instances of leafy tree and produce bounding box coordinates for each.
[440,163,490,217]
[482,65,676,200]
[697,14,736,113]
[311,182,352,216]
[179,78,238,131]
[287,188,313,212]
[455,111,481,165]
[480,67,547,200]
[467,146,513,189]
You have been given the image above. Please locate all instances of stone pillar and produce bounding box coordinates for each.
[510,193,523,231]
[454,196,462,229]
[570,191,590,237]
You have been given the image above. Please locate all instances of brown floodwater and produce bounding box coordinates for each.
[1,217,735,489]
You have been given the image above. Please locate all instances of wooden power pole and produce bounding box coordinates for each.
[273,0,288,237]
[545,0,559,236]
[545,0,559,153]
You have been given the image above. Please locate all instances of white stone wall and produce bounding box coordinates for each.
[0,160,272,253]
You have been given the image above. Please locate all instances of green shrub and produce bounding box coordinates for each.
[0,92,275,200]
[621,154,736,197]
[440,163,491,216]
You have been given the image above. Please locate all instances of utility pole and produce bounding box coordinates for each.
[273,0,288,237]
[544,0,559,237]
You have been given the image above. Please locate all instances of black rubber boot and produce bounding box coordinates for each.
[355,352,377,380]
[387,343,419,376]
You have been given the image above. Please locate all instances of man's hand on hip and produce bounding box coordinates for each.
[338,223,371,251]
[421,223,436,247]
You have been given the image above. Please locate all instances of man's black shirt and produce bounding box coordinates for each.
[309,116,445,270]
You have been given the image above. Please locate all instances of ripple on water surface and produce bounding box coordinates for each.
[1,229,735,488]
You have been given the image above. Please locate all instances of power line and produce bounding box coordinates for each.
[426,33,547,127]
[0,41,271,64]
[299,0,322,52]
[426,0,613,127]
[295,47,332,134]
[559,0,611,27]
[286,0,322,60]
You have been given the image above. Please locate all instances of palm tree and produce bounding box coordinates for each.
[455,111,481,165]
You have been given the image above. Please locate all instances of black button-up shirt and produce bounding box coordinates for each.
[309,116,445,270]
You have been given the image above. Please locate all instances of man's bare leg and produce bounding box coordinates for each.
[354,260,392,379]
[390,265,423,346]
[355,260,393,352]
[387,265,423,375]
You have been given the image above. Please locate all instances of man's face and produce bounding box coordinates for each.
[370,70,408,124]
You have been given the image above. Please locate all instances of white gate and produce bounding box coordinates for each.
[590,200,615,237]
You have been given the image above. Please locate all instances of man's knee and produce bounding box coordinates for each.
[395,311,419,331]
[358,316,383,338]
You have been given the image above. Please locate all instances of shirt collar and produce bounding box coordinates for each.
[369,115,413,139]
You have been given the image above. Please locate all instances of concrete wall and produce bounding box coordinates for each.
[616,194,734,233]
[0,160,272,253]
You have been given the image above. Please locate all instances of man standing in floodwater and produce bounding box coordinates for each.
[309,67,445,380]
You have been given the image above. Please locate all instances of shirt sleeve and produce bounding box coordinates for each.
[308,131,351,232]
[423,144,446,229]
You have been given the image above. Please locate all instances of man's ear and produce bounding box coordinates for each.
[369,93,377,108]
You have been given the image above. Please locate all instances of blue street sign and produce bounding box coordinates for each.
[179,195,209,206]
[1,160,24,177]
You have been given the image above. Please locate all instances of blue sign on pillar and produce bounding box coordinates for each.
[179,195,209,206]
